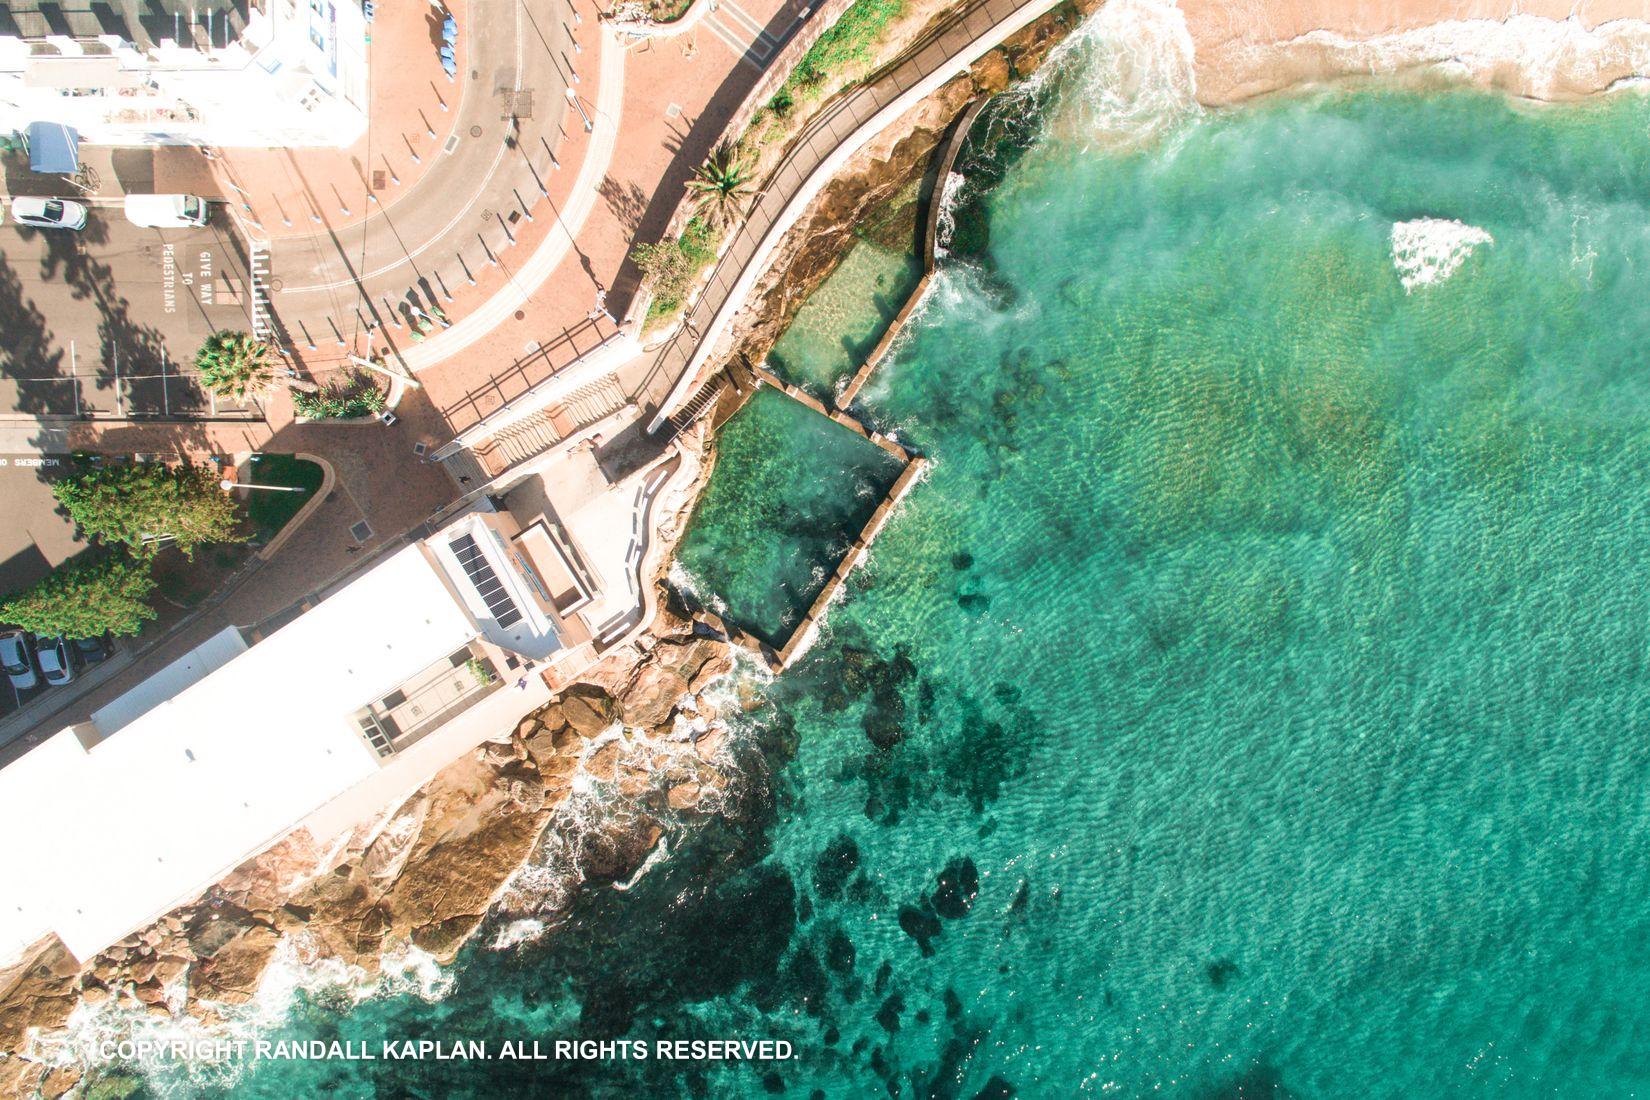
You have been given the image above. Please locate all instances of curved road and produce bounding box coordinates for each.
[264,0,581,351]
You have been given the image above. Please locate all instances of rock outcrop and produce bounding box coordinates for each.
[0,606,742,1096]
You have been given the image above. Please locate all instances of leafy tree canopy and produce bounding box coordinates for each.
[0,555,156,638]
[53,462,244,557]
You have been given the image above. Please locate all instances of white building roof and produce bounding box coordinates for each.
[88,626,247,740]
[428,513,565,662]
[0,544,480,964]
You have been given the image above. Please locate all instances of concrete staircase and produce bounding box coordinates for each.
[665,375,725,437]
[483,375,630,470]
[437,446,489,489]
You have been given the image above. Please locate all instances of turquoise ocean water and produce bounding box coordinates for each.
[113,25,1650,1100]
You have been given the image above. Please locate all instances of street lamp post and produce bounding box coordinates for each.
[221,479,307,493]
[566,87,592,133]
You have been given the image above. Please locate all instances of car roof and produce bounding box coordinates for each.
[11,197,71,215]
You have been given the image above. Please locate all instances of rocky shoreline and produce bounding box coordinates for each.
[0,9,1095,1096]
[8,0,1633,1090]
[0,574,756,1098]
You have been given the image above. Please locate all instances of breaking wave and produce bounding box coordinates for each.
[1391,218,1494,291]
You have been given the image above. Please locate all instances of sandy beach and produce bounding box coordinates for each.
[1179,0,1650,103]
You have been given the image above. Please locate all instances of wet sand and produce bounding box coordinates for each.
[1180,0,1650,104]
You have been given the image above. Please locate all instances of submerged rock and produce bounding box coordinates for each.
[814,834,860,900]
[898,904,943,956]
[930,857,980,919]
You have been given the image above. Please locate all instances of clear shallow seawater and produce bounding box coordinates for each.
[767,238,925,400]
[676,385,905,646]
[114,49,1650,1100]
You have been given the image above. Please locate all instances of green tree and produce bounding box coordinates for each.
[195,331,281,401]
[53,462,244,557]
[685,142,756,231]
[0,555,156,637]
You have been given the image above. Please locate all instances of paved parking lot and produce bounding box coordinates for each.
[0,205,262,419]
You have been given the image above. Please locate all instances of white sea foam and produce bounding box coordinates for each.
[1390,218,1493,291]
[1022,0,1199,147]
[932,170,966,258]
[490,919,546,951]
[668,558,727,615]
[377,944,455,1003]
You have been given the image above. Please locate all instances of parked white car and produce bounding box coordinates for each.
[10,197,89,230]
[35,636,76,686]
[124,194,209,228]
[0,630,37,691]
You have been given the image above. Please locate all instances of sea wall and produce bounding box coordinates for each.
[714,0,1097,377]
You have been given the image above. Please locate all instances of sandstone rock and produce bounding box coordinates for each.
[145,1001,174,1019]
[504,777,546,814]
[191,925,279,1005]
[40,1064,81,1099]
[410,915,484,961]
[523,722,581,768]
[619,665,689,730]
[482,740,523,766]
[694,725,727,760]
[362,795,429,883]
[618,637,731,731]
[971,47,1011,93]
[516,717,543,739]
[0,939,82,1055]
[186,905,262,960]
[556,685,616,737]
[578,818,663,884]
[586,742,620,783]
[667,781,702,811]
[132,980,167,1006]
[618,764,656,802]
[152,955,191,987]
[0,1058,44,1099]
[80,985,111,1006]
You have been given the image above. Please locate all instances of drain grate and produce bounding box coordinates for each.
[350,520,373,542]
[444,134,460,155]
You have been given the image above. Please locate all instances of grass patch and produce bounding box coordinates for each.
[636,217,723,327]
[244,454,325,542]
[768,0,906,120]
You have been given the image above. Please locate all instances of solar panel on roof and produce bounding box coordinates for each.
[450,533,522,628]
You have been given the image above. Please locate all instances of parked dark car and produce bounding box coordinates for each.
[71,633,113,664]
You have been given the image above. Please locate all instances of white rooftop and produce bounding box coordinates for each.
[0,544,480,964]
[88,626,247,741]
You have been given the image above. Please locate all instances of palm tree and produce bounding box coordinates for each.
[194,331,280,401]
[685,142,756,230]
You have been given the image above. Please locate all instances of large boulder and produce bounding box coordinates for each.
[577,817,663,884]
[0,939,81,1055]
[191,925,279,1005]
[552,685,617,738]
[619,637,730,730]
